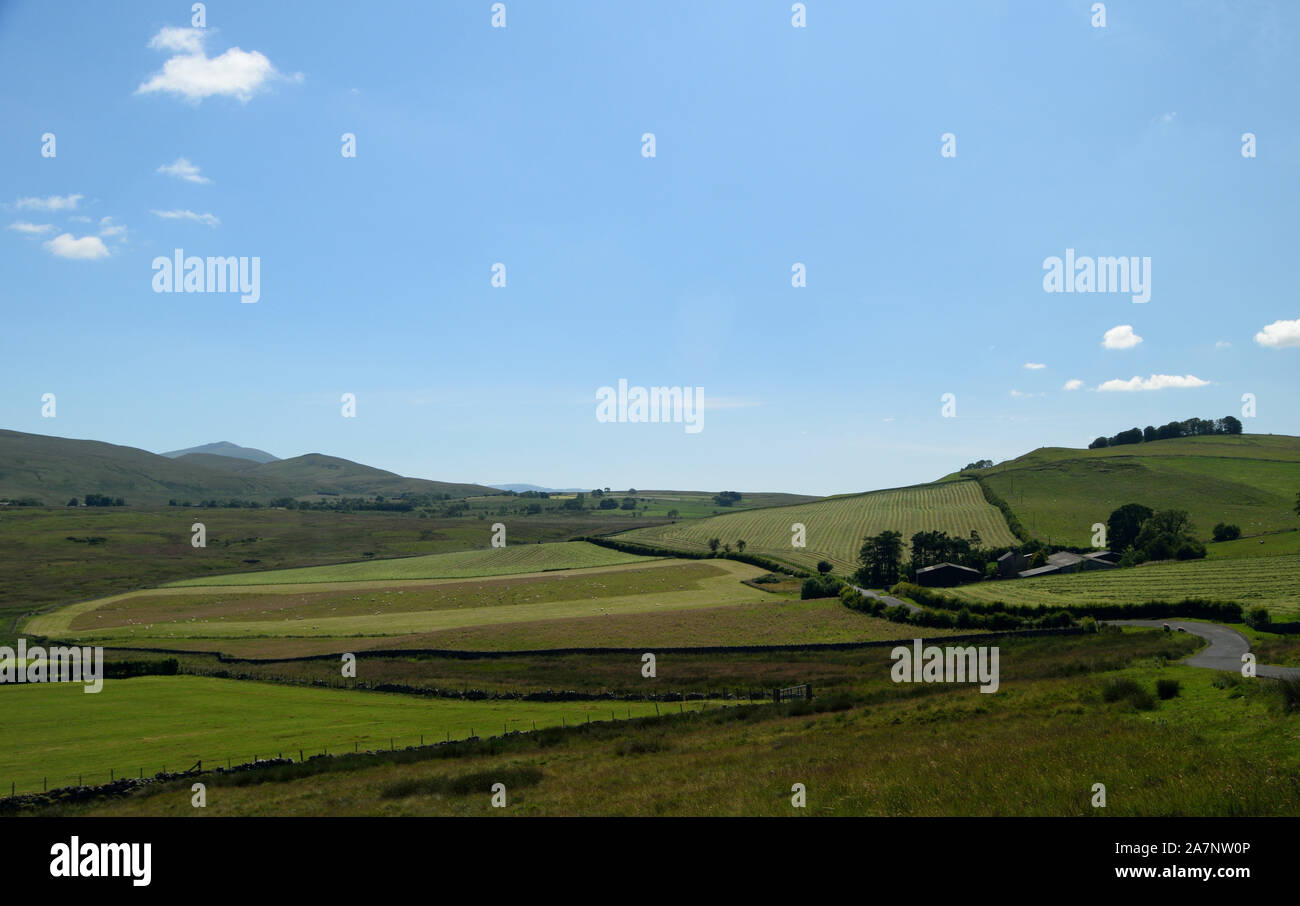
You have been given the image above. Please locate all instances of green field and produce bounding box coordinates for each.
[0,506,648,647]
[164,541,654,587]
[456,489,820,522]
[619,480,1018,572]
[972,434,1300,546]
[941,553,1300,617]
[43,629,1300,817]
[0,675,703,794]
[26,558,777,653]
[1206,529,1300,560]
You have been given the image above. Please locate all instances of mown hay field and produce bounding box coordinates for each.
[25,559,776,652]
[164,541,654,587]
[619,481,1017,572]
[942,553,1300,617]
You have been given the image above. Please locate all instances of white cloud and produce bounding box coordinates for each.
[1254,318,1300,349]
[157,156,211,184]
[1062,379,1084,391]
[68,215,92,223]
[1023,362,1046,370]
[43,233,109,260]
[98,216,127,239]
[1009,389,1044,398]
[14,194,83,212]
[1215,340,1232,349]
[148,26,205,54]
[1102,324,1143,350]
[7,221,53,235]
[137,27,300,103]
[151,209,220,227]
[1096,374,1209,392]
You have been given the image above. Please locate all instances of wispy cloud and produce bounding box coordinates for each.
[1254,318,1300,349]
[148,26,205,54]
[1062,379,1084,391]
[14,194,83,212]
[1096,374,1209,392]
[7,221,53,235]
[1023,362,1046,370]
[157,156,211,184]
[151,209,220,228]
[43,233,110,260]
[137,26,301,103]
[98,216,127,239]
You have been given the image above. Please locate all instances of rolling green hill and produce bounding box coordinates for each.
[174,452,264,473]
[964,434,1300,546]
[0,430,497,505]
[617,480,1019,572]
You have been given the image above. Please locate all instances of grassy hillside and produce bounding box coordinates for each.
[0,676,689,794]
[0,430,496,505]
[164,540,654,586]
[0,507,641,647]
[174,452,263,472]
[969,434,1300,546]
[42,629,1300,817]
[939,553,1300,617]
[27,558,774,652]
[618,480,1018,572]
[0,429,281,503]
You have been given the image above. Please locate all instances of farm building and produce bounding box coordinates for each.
[1046,551,1085,573]
[915,562,982,587]
[1017,564,1063,579]
[996,550,1028,578]
[1084,550,1121,567]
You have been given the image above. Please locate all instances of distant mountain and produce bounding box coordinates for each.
[489,483,590,493]
[0,430,498,505]
[161,441,280,463]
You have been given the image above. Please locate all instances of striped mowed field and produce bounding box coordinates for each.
[619,480,1018,572]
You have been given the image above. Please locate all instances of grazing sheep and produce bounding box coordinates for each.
[1162,622,1171,632]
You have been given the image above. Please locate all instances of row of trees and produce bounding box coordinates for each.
[1089,415,1242,449]
[855,528,988,586]
[77,494,125,507]
[706,537,747,555]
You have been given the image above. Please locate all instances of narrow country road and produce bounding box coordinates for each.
[1108,619,1300,680]
[851,586,921,614]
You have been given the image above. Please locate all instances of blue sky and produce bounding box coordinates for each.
[1,1,1296,495]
